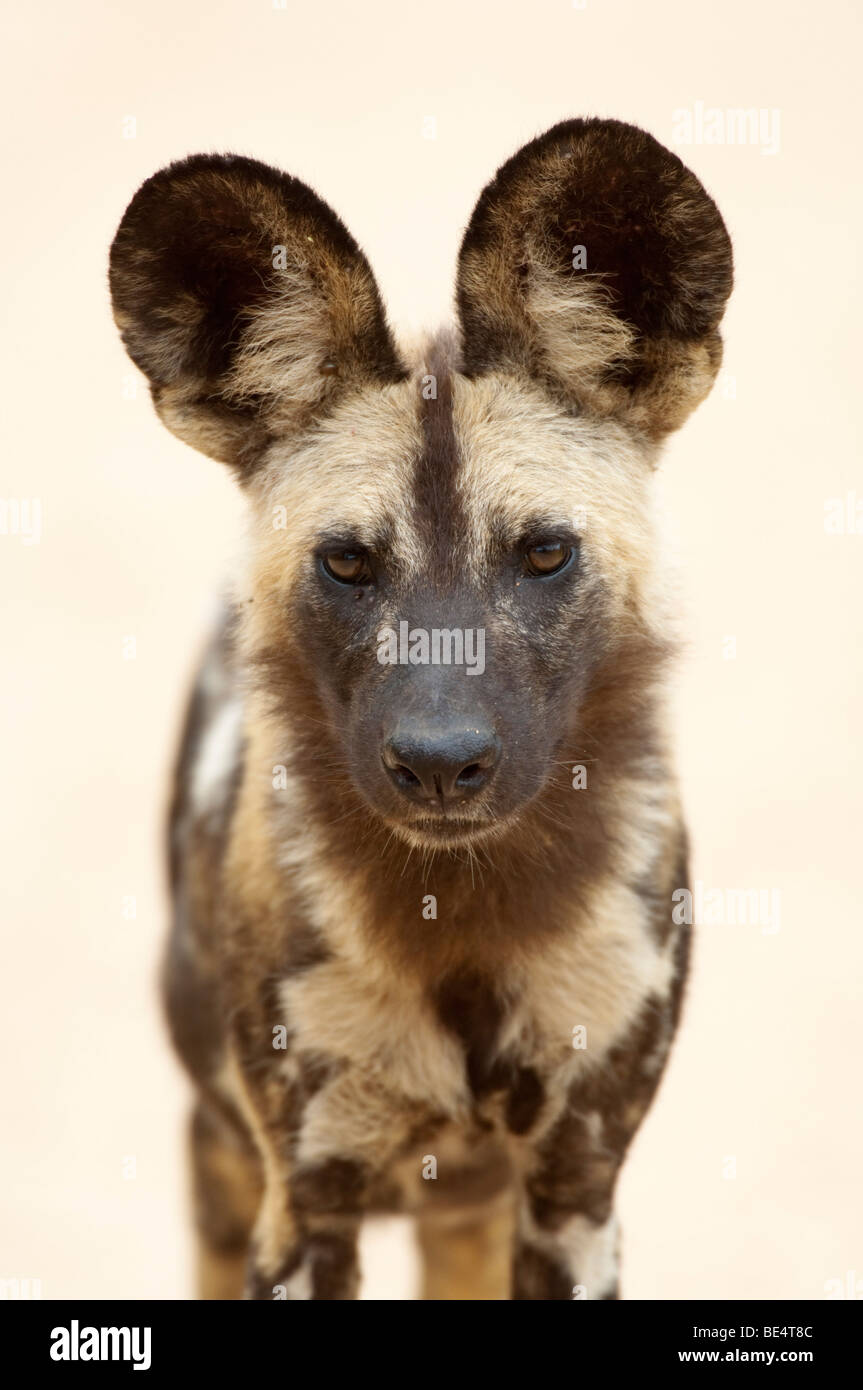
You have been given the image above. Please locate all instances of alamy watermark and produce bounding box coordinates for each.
[671,102,781,157]
[377,622,485,675]
[0,498,41,545]
[50,1322,151,1371]
[672,881,781,934]
[824,492,863,535]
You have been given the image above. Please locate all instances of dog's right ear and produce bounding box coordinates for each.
[456,119,733,442]
[109,154,404,473]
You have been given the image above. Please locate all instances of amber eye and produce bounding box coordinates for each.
[322,548,370,584]
[524,541,573,576]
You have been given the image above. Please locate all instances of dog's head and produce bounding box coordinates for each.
[110,120,731,848]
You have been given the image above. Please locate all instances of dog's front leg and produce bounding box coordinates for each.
[246,1154,364,1301]
[512,1004,682,1298]
[512,1119,622,1301]
[233,1045,425,1300]
[228,1058,366,1301]
[513,1207,621,1300]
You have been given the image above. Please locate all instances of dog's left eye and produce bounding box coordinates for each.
[524,542,572,576]
[322,548,371,584]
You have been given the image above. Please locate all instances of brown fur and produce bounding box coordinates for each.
[110,153,405,470]
[457,118,732,441]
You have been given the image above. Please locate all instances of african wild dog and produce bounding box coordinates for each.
[110,119,732,1300]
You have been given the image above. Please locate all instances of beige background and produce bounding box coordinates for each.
[2,0,861,1300]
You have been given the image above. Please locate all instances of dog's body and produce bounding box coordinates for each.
[111,119,731,1299]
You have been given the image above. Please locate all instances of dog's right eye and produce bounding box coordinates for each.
[321,549,371,584]
[523,541,574,577]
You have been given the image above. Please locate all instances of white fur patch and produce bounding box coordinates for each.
[562,1213,619,1299]
[190,697,244,814]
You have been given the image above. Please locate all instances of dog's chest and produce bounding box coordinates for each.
[275,881,672,1147]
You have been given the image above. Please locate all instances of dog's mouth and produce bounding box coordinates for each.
[389,809,502,849]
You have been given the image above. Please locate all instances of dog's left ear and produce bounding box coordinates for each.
[456,118,733,441]
[109,153,404,473]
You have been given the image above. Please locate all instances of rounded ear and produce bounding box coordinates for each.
[456,118,733,441]
[109,154,404,472]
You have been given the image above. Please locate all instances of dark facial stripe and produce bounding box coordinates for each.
[412,332,466,587]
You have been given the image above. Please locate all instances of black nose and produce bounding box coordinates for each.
[383,720,500,803]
